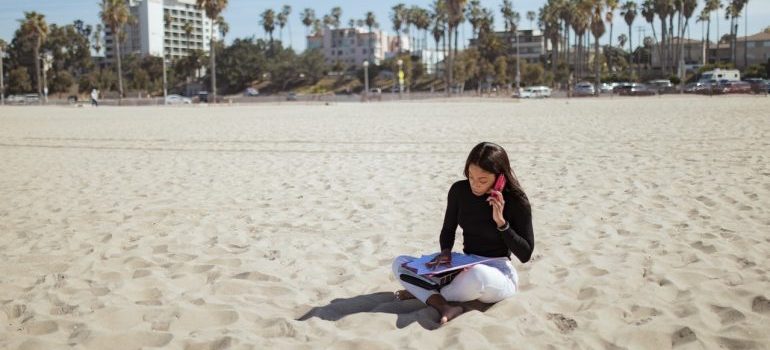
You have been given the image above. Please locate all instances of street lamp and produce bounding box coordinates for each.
[397,59,404,99]
[363,60,369,102]
[42,51,53,104]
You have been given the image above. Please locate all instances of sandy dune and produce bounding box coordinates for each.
[1,96,769,349]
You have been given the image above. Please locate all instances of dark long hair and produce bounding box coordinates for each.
[464,142,530,209]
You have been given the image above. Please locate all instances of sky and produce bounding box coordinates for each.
[1,0,769,52]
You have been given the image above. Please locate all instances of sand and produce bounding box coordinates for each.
[1,96,769,349]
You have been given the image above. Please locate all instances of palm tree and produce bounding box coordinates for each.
[680,0,697,65]
[703,0,721,64]
[431,0,447,84]
[540,0,563,87]
[391,4,407,54]
[445,0,468,94]
[364,12,377,62]
[641,0,658,71]
[605,0,618,72]
[501,0,515,32]
[261,9,276,44]
[725,0,747,64]
[571,2,590,81]
[196,0,227,103]
[281,5,292,48]
[527,11,536,30]
[277,11,288,44]
[412,7,431,52]
[217,15,229,41]
[301,8,315,36]
[182,21,194,53]
[101,0,132,100]
[467,0,483,40]
[19,12,48,98]
[0,39,6,104]
[330,7,342,29]
[590,0,606,91]
[621,1,638,75]
[654,0,674,75]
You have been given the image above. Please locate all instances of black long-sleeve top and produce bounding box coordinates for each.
[440,180,534,263]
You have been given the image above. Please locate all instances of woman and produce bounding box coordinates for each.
[392,142,534,324]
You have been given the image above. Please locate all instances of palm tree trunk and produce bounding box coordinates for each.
[116,38,124,101]
[595,35,600,94]
[210,22,216,103]
[444,25,454,96]
[705,18,711,64]
[33,41,41,96]
[609,22,614,72]
[628,25,633,77]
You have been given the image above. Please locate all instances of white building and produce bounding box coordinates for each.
[307,27,409,68]
[104,0,218,60]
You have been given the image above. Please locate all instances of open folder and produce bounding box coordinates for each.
[398,253,508,290]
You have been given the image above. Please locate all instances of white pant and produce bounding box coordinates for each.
[392,255,518,304]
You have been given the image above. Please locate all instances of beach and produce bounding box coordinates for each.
[1,96,769,349]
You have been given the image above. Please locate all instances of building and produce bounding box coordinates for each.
[650,37,707,70]
[707,31,770,68]
[306,27,409,68]
[104,0,219,60]
[468,30,549,64]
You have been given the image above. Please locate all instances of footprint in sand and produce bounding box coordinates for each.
[24,320,59,335]
[695,196,717,207]
[546,313,577,334]
[185,336,233,350]
[690,241,717,254]
[577,287,598,300]
[671,326,697,347]
[710,305,745,325]
[751,296,770,314]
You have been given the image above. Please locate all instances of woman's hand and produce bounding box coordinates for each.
[425,250,452,270]
[487,190,506,228]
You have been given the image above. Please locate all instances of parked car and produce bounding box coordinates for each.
[627,83,657,96]
[518,86,552,98]
[6,95,26,104]
[286,92,298,101]
[719,81,752,94]
[612,82,633,95]
[743,78,768,94]
[573,82,595,96]
[598,83,614,93]
[648,79,675,94]
[24,94,41,103]
[243,87,259,96]
[165,94,192,104]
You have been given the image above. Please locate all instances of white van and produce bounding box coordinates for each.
[518,86,552,98]
[699,69,740,83]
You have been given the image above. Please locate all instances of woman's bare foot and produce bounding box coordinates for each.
[426,294,465,325]
[394,289,415,301]
[439,305,464,325]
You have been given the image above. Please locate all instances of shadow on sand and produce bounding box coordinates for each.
[296,292,494,330]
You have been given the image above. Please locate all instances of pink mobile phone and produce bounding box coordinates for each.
[490,174,506,199]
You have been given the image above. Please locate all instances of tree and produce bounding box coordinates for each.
[100,0,132,100]
[431,1,447,81]
[301,9,316,36]
[330,7,343,29]
[182,21,194,54]
[196,0,227,103]
[19,11,48,97]
[8,67,32,94]
[391,4,407,54]
[467,1,483,40]
[217,16,229,41]
[365,12,377,62]
[641,1,658,70]
[621,1,638,75]
[446,0,469,94]
[281,5,292,48]
[277,8,288,44]
[605,0,619,72]
[261,9,276,44]
[591,0,606,89]
[526,11,536,30]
